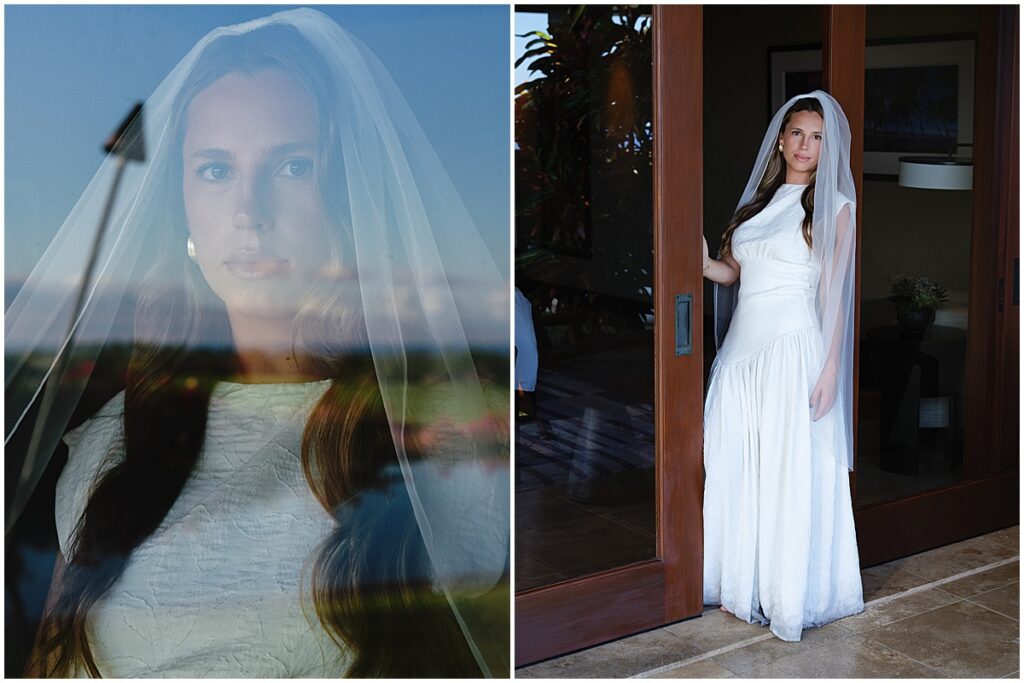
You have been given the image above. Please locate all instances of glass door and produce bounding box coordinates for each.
[851,4,1019,564]
[515,4,657,592]
[514,5,704,666]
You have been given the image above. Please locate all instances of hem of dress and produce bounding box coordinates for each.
[704,598,866,643]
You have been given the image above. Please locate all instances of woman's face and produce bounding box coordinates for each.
[778,110,823,177]
[182,67,333,319]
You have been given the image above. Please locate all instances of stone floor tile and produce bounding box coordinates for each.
[741,634,943,678]
[942,560,1019,599]
[647,657,738,678]
[711,621,855,675]
[860,562,931,601]
[969,581,1019,620]
[663,608,769,652]
[890,536,1018,582]
[516,628,701,679]
[842,586,960,633]
[518,529,1020,678]
[864,598,1019,678]
[987,526,1020,552]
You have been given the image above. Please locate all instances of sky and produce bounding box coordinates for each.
[514,11,548,88]
[4,4,511,285]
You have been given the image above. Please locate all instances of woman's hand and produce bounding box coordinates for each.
[702,237,740,285]
[809,365,838,421]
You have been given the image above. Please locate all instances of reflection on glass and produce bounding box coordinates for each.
[855,5,976,507]
[5,7,509,678]
[515,5,655,592]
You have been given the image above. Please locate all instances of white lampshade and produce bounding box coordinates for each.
[898,156,973,191]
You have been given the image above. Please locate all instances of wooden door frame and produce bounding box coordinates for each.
[514,5,705,667]
[995,7,1019,475]
[821,5,866,502]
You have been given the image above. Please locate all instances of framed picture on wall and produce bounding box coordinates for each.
[768,36,975,178]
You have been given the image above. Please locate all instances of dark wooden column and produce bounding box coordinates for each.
[821,5,866,499]
[995,6,1019,473]
[969,4,1020,477]
[654,3,704,624]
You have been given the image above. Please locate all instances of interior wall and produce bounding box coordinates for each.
[861,5,977,333]
[702,5,979,333]
[702,6,823,323]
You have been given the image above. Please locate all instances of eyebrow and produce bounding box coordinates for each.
[791,127,823,134]
[188,142,315,162]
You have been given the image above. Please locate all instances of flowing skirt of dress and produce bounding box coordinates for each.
[702,301,864,641]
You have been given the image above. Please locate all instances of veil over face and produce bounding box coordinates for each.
[6,7,509,675]
[713,90,857,472]
[181,67,335,321]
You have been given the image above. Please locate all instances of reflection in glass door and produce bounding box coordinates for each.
[514,6,655,592]
[855,5,977,507]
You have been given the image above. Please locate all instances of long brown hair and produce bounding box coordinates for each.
[27,23,491,678]
[719,97,823,258]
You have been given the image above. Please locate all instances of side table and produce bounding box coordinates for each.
[866,324,967,475]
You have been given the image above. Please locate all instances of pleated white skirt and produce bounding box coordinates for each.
[702,325,864,641]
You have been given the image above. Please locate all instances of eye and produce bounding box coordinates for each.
[197,162,232,181]
[277,158,314,179]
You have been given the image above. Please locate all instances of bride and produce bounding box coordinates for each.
[11,8,508,677]
[700,90,864,641]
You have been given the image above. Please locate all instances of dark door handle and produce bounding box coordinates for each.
[676,294,692,356]
[1013,257,1019,306]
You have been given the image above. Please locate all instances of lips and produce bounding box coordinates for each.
[796,155,811,161]
[224,249,288,279]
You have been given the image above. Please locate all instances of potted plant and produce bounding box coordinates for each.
[886,274,948,334]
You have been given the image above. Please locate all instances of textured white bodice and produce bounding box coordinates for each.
[721,184,821,362]
[54,376,509,677]
[55,380,350,677]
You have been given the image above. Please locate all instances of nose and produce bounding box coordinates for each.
[233,176,271,232]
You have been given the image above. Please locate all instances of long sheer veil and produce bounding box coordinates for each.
[5,7,508,674]
[713,90,857,472]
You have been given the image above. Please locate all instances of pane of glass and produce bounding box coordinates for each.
[855,5,977,507]
[515,5,655,592]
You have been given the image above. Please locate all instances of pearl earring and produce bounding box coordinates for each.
[187,236,197,262]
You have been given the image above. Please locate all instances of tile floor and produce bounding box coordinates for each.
[517,526,1020,678]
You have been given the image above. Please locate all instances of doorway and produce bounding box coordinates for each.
[514,3,1018,667]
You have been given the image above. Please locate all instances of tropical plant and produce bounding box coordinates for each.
[515,6,653,337]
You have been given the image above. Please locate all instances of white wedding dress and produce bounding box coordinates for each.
[702,183,864,641]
